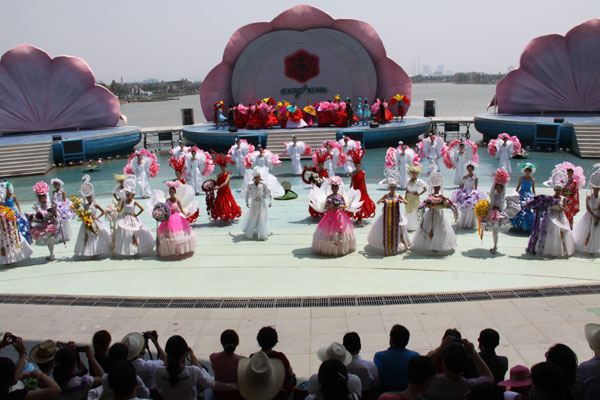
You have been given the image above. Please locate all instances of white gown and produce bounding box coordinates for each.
[286,143,306,175]
[186,157,206,194]
[231,146,246,177]
[242,182,271,240]
[405,179,427,231]
[113,184,126,201]
[367,194,411,254]
[52,191,72,241]
[341,145,356,175]
[113,201,155,256]
[457,176,477,229]
[397,153,410,189]
[131,161,152,198]
[241,156,285,199]
[573,194,600,255]
[73,202,112,258]
[537,201,575,257]
[0,221,33,265]
[453,153,467,186]
[497,143,513,173]
[412,204,457,255]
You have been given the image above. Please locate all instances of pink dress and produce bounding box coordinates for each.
[312,195,356,257]
[157,199,196,256]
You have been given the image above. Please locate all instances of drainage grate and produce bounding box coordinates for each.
[169,299,197,309]
[383,296,411,305]
[304,298,330,307]
[119,299,147,308]
[538,287,569,297]
[514,289,544,298]
[565,285,596,295]
[26,296,55,305]
[357,297,385,306]
[275,298,302,308]
[410,294,438,304]
[488,290,518,299]
[221,299,249,309]
[463,292,492,301]
[437,293,466,303]
[145,299,172,308]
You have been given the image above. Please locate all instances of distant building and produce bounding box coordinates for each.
[436,64,444,75]
[422,65,431,75]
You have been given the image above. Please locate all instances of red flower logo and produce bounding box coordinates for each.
[284,49,320,83]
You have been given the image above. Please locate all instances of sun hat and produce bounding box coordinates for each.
[317,342,352,365]
[237,351,285,400]
[123,176,136,194]
[121,332,145,360]
[498,365,532,387]
[520,162,536,174]
[80,175,94,197]
[29,340,58,364]
[114,174,126,181]
[589,168,600,189]
[33,181,49,196]
[408,165,421,175]
[50,178,64,187]
[585,323,600,355]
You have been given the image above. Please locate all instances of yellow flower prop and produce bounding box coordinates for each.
[71,196,98,235]
[475,199,490,239]
[0,206,16,222]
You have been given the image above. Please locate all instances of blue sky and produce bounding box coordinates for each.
[1,0,598,82]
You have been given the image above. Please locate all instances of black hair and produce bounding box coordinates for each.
[0,357,15,396]
[546,343,578,386]
[406,356,436,385]
[169,187,177,194]
[443,328,462,340]
[466,382,504,400]
[165,335,188,387]
[318,359,349,400]
[443,343,468,374]
[93,330,111,353]
[478,328,500,351]
[390,324,410,348]
[257,326,278,350]
[54,347,78,388]
[220,329,239,354]
[108,360,138,398]
[108,343,130,364]
[342,332,361,354]
[531,362,567,400]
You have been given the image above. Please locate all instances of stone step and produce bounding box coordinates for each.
[0,142,53,177]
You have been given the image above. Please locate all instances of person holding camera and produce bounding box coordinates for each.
[121,331,166,390]
[53,345,104,400]
[101,343,150,400]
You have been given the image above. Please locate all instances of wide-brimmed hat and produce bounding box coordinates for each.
[317,342,352,365]
[585,323,600,355]
[408,165,421,175]
[238,351,285,400]
[498,365,531,387]
[29,340,58,364]
[121,332,145,360]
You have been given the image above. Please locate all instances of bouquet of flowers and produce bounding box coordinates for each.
[70,196,98,235]
[104,204,119,231]
[201,179,217,217]
[302,168,325,187]
[0,205,20,254]
[418,194,458,222]
[475,199,490,239]
[152,202,171,222]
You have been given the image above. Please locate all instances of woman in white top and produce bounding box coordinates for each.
[404,166,427,231]
[113,177,154,257]
[573,168,600,255]
[73,176,112,259]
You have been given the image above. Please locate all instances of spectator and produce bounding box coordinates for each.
[210,329,243,384]
[238,351,285,400]
[424,338,493,400]
[90,330,111,377]
[578,323,600,400]
[306,359,359,400]
[53,346,103,400]
[254,326,295,391]
[108,360,148,400]
[478,328,508,383]
[101,343,150,400]
[529,362,568,400]
[121,331,166,389]
[546,343,584,399]
[498,365,532,399]
[379,355,436,400]
[0,355,61,400]
[29,340,57,376]
[374,324,419,391]
[343,332,380,394]
[465,382,503,400]
[308,342,362,398]
[429,329,462,374]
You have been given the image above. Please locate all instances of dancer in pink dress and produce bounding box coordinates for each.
[156,182,196,257]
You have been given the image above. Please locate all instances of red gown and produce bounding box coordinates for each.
[348,170,376,220]
[375,108,393,124]
[563,179,579,228]
[246,110,262,129]
[211,172,242,222]
[234,108,248,128]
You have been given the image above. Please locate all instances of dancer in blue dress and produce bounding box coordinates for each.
[355,97,362,126]
[1,181,31,244]
[511,162,536,232]
[361,98,370,126]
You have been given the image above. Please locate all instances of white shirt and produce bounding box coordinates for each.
[131,358,164,389]
[346,355,380,391]
[154,365,215,400]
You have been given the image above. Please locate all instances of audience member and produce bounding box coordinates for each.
[90,330,111,377]
[465,382,504,400]
[379,355,436,400]
[254,326,296,391]
[210,329,243,384]
[122,331,166,389]
[108,360,148,400]
[29,340,57,376]
[478,328,508,383]
[529,362,568,400]
[53,346,103,400]
[423,338,493,400]
[101,343,150,400]
[238,351,285,400]
[498,365,532,399]
[306,359,360,400]
[374,324,419,391]
[546,343,584,400]
[429,329,462,374]
[343,332,381,394]
[578,323,600,400]
[308,342,362,397]
[0,355,61,400]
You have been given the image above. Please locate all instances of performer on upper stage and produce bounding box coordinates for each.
[286,103,308,129]
[405,166,427,231]
[228,138,254,178]
[552,162,585,229]
[573,166,600,255]
[303,101,317,127]
[443,140,478,186]
[124,149,160,199]
[0,183,33,265]
[389,94,410,122]
[242,145,284,199]
[282,136,311,175]
[452,162,485,229]
[355,97,363,126]
[511,163,536,232]
[372,98,393,124]
[243,167,272,241]
[382,142,420,189]
[488,133,521,174]
[419,135,446,176]
[209,152,242,224]
[338,136,361,175]
[361,98,371,126]
[233,104,249,128]
[186,147,214,195]
[348,149,376,223]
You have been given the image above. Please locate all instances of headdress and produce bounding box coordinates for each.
[590,166,600,189]
[0,183,5,202]
[328,176,343,186]
[191,146,200,153]
[388,179,397,188]
[252,167,262,178]
[50,178,64,187]
[123,176,136,194]
[5,181,14,193]
[429,171,444,188]
[33,181,49,195]
[348,149,365,164]
[292,135,297,140]
[408,165,421,175]
[314,149,332,163]
[114,173,126,181]
[466,161,477,170]
[398,141,404,146]
[211,150,233,167]
[169,156,186,172]
[552,162,586,187]
[80,175,94,197]
[520,162,536,174]
[494,169,510,186]
[544,170,568,189]
[166,180,182,189]
[500,133,510,140]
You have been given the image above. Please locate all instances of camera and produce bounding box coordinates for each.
[5,333,17,343]
[57,342,87,352]
[142,331,157,341]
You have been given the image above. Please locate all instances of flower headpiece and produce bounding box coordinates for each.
[80,175,94,197]
[551,170,568,189]
[348,149,365,164]
[123,176,136,194]
[466,161,478,170]
[494,169,510,185]
[166,180,182,189]
[191,146,200,153]
[328,176,343,186]
[33,181,49,195]
[429,171,444,188]
[169,156,186,172]
[520,162,536,174]
[552,162,586,187]
[50,178,64,187]
[210,150,233,167]
[500,133,510,140]
[590,169,600,189]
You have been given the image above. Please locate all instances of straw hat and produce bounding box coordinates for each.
[237,352,285,400]
[317,342,352,365]
[498,365,531,387]
[121,332,145,360]
[585,323,600,355]
[408,165,421,175]
[29,340,58,364]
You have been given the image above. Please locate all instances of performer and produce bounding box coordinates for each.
[372,98,393,124]
[31,182,64,261]
[233,104,249,128]
[1,181,31,244]
[355,97,363,126]
[304,152,331,219]
[214,101,227,129]
[382,142,420,189]
[345,99,354,127]
[73,176,112,259]
[311,177,359,257]
[452,162,485,229]
[411,170,458,255]
[242,145,284,199]
[243,167,272,241]
[361,98,370,126]
[277,101,289,128]
[169,155,187,184]
[405,166,427,231]
[210,152,242,223]
[124,149,160,199]
[0,183,33,265]
[419,135,446,176]
[367,180,411,255]
[318,141,346,177]
[573,167,600,255]
[186,147,214,195]
[282,136,311,175]
[114,177,154,257]
[303,101,317,127]
[338,136,361,175]
[228,138,254,178]
[443,140,478,186]
[155,182,197,257]
[488,133,521,174]
[348,149,376,223]
[170,141,189,159]
[511,163,536,232]
[389,94,410,122]
[113,174,127,201]
[552,162,585,229]
[49,178,74,242]
[286,103,308,129]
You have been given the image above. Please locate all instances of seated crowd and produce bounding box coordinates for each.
[1,322,599,400]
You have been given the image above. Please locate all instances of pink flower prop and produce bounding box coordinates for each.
[270,153,282,165]
[123,149,160,177]
[552,161,586,187]
[33,181,49,195]
[303,145,312,156]
[166,180,182,188]
[328,176,343,186]
[494,169,510,185]
[202,150,215,176]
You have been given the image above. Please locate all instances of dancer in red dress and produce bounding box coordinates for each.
[209,152,242,223]
[552,162,585,229]
[169,155,187,184]
[348,149,376,222]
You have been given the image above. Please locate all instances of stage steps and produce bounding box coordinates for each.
[0,142,54,177]
[572,124,600,158]
[265,129,338,159]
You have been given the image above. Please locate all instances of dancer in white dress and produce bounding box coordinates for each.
[124,150,160,199]
[29,181,64,261]
[443,140,478,186]
[282,136,311,175]
[338,136,361,175]
[228,138,254,177]
[419,135,445,176]
[411,170,458,255]
[318,141,345,177]
[185,147,214,195]
[112,174,127,201]
[50,178,73,242]
[241,145,284,199]
[242,167,272,241]
[367,180,411,255]
[573,167,600,255]
[113,177,154,257]
[170,141,189,159]
[452,162,485,229]
[0,183,33,265]
[382,142,419,189]
[488,133,521,174]
[73,176,112,258]
[404,166,427,231]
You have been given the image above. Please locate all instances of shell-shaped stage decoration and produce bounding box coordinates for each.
[496,19,600,114]
[0,44,122,133]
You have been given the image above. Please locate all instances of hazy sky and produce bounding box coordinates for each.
[1,0,598,83]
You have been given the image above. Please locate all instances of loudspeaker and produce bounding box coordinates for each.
[181,108,194,125]
[369,122,379,128]
[228,127,238,133]
[554,117,564,123]
[424,99,436,117]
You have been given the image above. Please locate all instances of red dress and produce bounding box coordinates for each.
[211,172,242,222]
[349,170,376,220]
[234,108,248,128]
[563,179,579,228]
[246,109,262,130]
